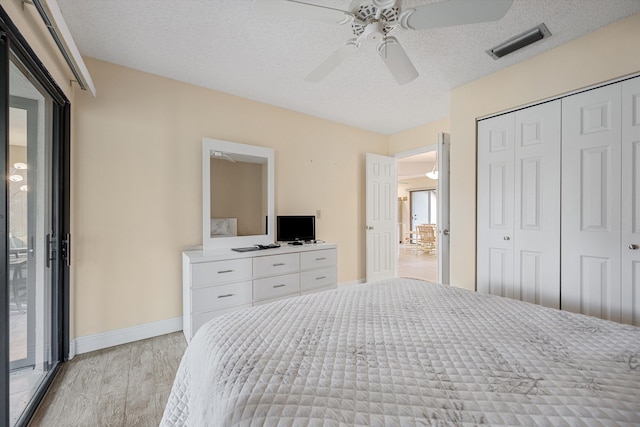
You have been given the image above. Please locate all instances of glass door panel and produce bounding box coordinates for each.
[8,58,54,426]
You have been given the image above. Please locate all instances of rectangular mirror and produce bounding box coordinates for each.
[202,138,274,250]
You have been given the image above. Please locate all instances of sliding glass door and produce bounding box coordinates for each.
[1,8,70,427]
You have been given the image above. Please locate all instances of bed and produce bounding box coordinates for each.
[161,278,640,426]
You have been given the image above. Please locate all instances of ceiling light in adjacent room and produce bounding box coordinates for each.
[14,162,27,169]
[426,152,438,180]
[10,174,23,182]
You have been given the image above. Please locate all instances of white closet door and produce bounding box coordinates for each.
[477,114,515,297]
[562,84,622,321]
[513,100,561,308]
[621,76,640,326]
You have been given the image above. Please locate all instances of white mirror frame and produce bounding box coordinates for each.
[202,138,275,250]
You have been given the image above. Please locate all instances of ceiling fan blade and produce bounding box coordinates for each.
[254,0,354,25]
[305,39,360,82]
[377,36,418,85]
[400,0,514,30]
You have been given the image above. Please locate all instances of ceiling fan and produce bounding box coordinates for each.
[254,0,514,85]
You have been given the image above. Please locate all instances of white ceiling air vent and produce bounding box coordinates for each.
[487,23,551,60]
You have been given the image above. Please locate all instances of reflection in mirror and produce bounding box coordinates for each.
[210,153,267,237]
[202,138,274,250]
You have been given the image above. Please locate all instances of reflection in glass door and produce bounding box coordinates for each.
[8,60,54,426]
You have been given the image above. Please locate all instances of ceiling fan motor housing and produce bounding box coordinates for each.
[363,20,385,42]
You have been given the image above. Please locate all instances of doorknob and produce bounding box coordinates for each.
[366,225,374,230]
[629,244,639,250]
[442,229,449,236]
[504,236,510,241]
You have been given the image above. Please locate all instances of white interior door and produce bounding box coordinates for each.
[562,83,622,321]
[410,191,429,229]
[437,133,450,284]
[621,76,640,326]
[366,153,397,282]
[477,114,515,297]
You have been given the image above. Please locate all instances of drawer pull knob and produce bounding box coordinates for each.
[273,263,285,266]
[218,293,235,298]
[315,257,326,261]
[218,269,234,274]
[273,284,286,288]
[316,276,326,280]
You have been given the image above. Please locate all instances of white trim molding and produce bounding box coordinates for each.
[73,317,183,355]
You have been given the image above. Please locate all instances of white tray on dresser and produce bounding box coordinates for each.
[182,243,337,342]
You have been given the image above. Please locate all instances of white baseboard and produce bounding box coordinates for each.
[73,316,183,355]
[338,278,366,288]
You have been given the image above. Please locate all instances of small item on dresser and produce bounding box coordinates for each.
[288,241,304,246]
[251,243,281,250]
[231,246,261,252]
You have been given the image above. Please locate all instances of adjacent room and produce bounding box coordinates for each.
[1,0,639,426]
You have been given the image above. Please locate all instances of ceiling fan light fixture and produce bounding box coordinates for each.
[487,23,551,60]
[363,20,385,43]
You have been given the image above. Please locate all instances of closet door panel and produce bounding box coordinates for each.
[514,100,561,308]
[477,114,514,296]
[562,84,622,320]
[621,76,640,326]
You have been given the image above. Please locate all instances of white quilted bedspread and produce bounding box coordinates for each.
[162,278,640,426]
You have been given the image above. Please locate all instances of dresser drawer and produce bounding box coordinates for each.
[253,273,300,301]
[300,266,337,292]
[300,249,336,270]
[192,303,252,333]
[192,281,253,313]
[191,258,252,287]
[253,253,299,278]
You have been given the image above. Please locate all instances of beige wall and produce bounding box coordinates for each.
[388,117,451,154]
[449,13,640,291]
[72,58,387,337]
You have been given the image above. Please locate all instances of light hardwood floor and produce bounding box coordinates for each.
[28,332,187,427]
[397,245,438,282]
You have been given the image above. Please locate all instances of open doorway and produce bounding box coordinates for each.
[396,149,439,282]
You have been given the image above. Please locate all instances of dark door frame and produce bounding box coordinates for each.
[0,6,71,427]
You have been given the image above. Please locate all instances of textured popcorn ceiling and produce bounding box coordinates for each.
[56,0,640,135]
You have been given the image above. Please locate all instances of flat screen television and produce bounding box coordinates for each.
[277,215,315,242]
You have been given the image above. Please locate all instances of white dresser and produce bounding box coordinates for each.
[182,243,337,341]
